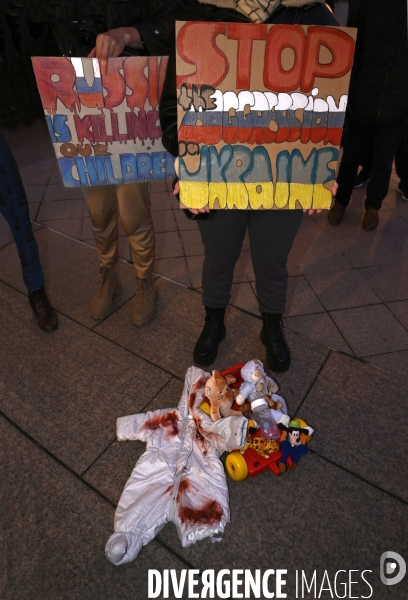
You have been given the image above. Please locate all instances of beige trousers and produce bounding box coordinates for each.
[82,182,155,278]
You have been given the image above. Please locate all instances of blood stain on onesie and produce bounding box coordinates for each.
[195,429,209,456]
[162,485,173,495]
[188,376,208,412]
[143,410,180,439]
[177,477,223,526]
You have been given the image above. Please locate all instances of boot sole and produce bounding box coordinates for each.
[132,304,156,326]
[260,328,291,373]
[193,328,226,367]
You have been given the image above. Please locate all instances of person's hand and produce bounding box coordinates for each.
[172,158,210,215]
[303,181,338,215]
[88,27,143,58]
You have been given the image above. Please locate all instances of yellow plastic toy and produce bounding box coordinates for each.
[225,452,248,481]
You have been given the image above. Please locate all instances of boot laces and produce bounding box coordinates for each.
[136,277,150,302]
[264,314,284,343]
[202,313,223,338]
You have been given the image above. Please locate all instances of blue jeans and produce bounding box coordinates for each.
[0,129,44,291]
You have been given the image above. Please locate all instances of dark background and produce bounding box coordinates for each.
[0,0,141,127]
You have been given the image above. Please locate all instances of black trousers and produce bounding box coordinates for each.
[197,210,303,314]
[336,122,401,210]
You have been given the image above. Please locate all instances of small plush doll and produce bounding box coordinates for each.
[235,359,279,407]
[241,435,280,458]
[204,370,243,422]
[278,420,314,473]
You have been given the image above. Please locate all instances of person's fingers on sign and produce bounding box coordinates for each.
[88,27,144,59]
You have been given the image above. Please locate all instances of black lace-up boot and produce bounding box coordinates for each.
[260,313,290,372]
[193,307,226,366]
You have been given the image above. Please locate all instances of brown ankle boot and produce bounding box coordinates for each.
[327,199,346,226]
[133,275,156,325]
[362,208,379,231]
[91,267,118,320]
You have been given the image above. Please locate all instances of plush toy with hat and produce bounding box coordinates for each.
[278,419,314,473]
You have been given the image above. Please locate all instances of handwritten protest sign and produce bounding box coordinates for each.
[32,56,174,187]
[176,22,356,210]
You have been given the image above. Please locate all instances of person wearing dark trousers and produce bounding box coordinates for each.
[395,115,408,200]
[328,0,408,231]
[0,128,58,332]
[160,0,339,372]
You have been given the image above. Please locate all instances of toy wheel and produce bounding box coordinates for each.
[226,453,248,481]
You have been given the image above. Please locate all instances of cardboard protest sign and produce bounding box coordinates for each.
[32,56,174,187]
[176,22,356,210]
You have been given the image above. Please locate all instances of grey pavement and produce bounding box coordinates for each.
[2,32,408,600]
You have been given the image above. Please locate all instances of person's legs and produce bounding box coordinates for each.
[362,122,401,230]
[0,129,57,331]
[82,184,120,319]
[194,211,248,365]
[116,182,156,325]
[328,125,373,225]
[249,209,303,372]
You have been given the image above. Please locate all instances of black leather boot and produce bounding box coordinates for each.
[193,307,226,366]
[28,287,58,332]
[260,313,290,372]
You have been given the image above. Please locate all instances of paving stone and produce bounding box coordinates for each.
[284,275,325,316]
[283,313,352,354]
[39,218,83,239]
[0,282,170,474]
[288,236,353,275]
[156,453,407,599]
[48,168,63,185]
[28,202,40,221]
[154,257,191,287]
[0,228,137,328]
[37,198,89,221]
[365,350,408,380]
[150,190,178,211]
[83,377,184,504]
[0,215,14,248]
[21,170,51,186]
[228,282,259,315]
[305,269,381,311]
[301,352,408,502]
[361,264,408,303]
[43,184,85,201]
[0,416,186,600]
[330,304,408,357]
[386,300,408,330]
[180,229,204,256]
[173,208,199,230]
[24,184,47,203]
[155,231,184,259]
[151,209,177,232]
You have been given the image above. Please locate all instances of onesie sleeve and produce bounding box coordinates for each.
[116,408,180,442]
[196,414,248,454]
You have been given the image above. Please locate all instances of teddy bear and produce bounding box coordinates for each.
[235,359,279,406]
[204,370,243,422]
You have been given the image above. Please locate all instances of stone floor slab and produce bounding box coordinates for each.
[330,304,408,357]
[83,377,185,504]
[43,183,85,201]
[156,454,407,599]
[155,231,184,259]
[228,282,259,315]
[151,208,177,233]
[364,350,408,381]
[284,275,325,317]
[300,352,408,502]
[24,184,47,202]
[0,416,186,600]
[386,299,408,330]
[305,269,381,311]
[283,313,353,354]
[0,228,137,328]
[361,264,408,303]
[0,283,171,473]
[179,229,204,256]
[37,198,88,222]
[155,257,192,287]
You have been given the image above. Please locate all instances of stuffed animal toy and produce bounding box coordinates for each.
[277,420,314,473]
[240,435,280,458]
[235,359,279,406]
[205,370,243,422]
